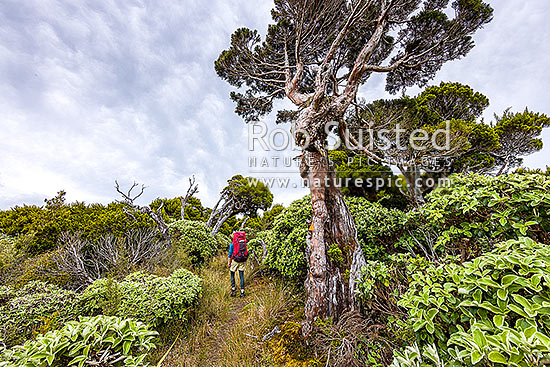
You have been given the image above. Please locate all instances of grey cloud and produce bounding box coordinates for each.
[0,0,549,210]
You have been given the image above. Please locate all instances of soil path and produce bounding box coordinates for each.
[204,297,246,367]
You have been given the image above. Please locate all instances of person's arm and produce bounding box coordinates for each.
[228,242,233,267]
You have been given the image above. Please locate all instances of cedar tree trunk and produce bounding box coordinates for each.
[298,111,367,335]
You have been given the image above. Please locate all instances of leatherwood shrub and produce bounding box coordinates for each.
[259,196,406,280]
[79,268,202,328]
[395,237,550,366]
[0,281,80,347]
[0,315,157,367]
[402,173,550,260]
[168,220,220,265]
[0,198,154,255]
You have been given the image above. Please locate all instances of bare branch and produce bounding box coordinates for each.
[114,180,146,204]
[180,175,199,220]
[115,181,170,241]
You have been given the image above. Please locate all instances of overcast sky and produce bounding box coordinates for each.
[0,0,549,210]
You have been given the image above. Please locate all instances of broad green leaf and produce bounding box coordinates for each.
[488,351,508,364]
[473,328,487,348]
[493,314,504,328]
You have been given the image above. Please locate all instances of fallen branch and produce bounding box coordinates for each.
[262,326,281,341]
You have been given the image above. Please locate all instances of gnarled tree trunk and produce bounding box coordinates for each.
[297,111,367,336]
[210,205,234,236]
[402,167,426,206]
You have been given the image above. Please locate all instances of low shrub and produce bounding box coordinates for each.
[79,268,202,328]
[260,196,406,280]
[403,173,550,260]
[355,254,430,317]
[395,237,550,366]
[0,281,80,347]
[0,233,16,271]
[0,315,157,367]
[168,220,220,265]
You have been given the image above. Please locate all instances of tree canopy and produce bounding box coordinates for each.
[216,0,493,123]
[207,175,273,235]
[346,82,549,203]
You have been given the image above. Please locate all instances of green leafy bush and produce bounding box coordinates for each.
[345,197,406,260]
[215,232,230,249]
[396,237,550,366]
[260,196,406,280]
[0,195,154,255]
[261,196,311,280]
[168,220,220,265]
[0,233,16,273]
[79,269,202,328]
[355,254,430,316]
[247,230,271,263]
[403,173,550,260]
[0,281,80,347]
[0,315,157,367]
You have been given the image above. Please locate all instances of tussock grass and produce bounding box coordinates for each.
[151,253,304,367]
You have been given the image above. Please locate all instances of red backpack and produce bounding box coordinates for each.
[231,231,248,263]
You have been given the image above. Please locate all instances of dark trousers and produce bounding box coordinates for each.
[230,270,244,291]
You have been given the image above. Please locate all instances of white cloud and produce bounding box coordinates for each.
[0,0,549,210]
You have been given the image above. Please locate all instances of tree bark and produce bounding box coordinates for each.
[301,150,366,336]
[211,206,234,236]
[239,216,249,230]
[401,167,425,206]
[207,196,224,228]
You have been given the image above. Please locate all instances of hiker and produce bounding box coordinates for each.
[228,231,248,298]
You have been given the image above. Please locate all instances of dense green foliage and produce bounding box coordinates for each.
[491,109,550,174]
[216,0,493,122]
[221,175,273,216]
[354,253,430,314]
[0,233,16,272]
[0,315,157,367]
[256,196,311,280]
[0,281,80,346]
[329,151,409,209]
[168,220,223,265]
[403,173,550,260]
[395,237,550,366]
[346,197,407,259]
[349,83,548,204]
[246,204,285,232]
[257,196,406,280]
[1,268,201,348]
[150,196,209,222]
[80,269,202,328]
[0,191,153,254]
[349,83,501,203]
[347,172,550,366]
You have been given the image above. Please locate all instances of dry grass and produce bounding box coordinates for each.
[151,253,304,367]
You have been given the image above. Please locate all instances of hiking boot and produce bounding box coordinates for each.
[231,289,236,297]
